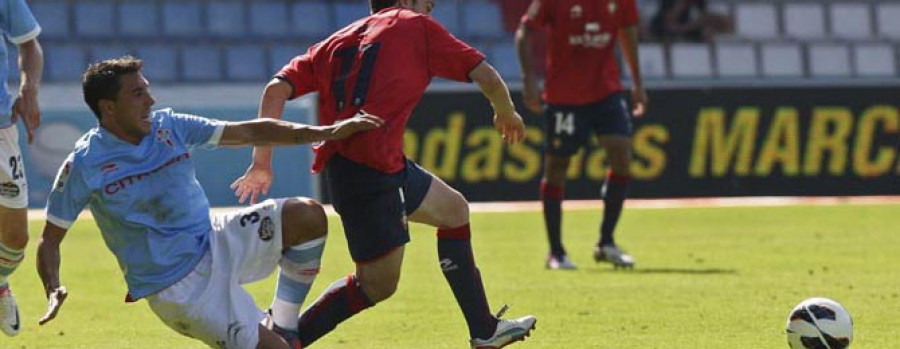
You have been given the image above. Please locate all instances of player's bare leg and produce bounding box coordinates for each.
[0,206,27,336]
[541,154,576,270]
[593,135,634,269]
[410,176,536,347]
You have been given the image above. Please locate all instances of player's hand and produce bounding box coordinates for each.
[631,86,648,118]
[522,78,543,114]
[493,111,525,144]
[12,93,41,144]
[230,164,274,204]
[328,111,385,140]
[38,286,68,326]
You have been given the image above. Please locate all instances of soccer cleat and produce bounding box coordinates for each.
[545,254,577,270]
[261,309,302,349]
[470,305,537,349]
[593,244,635,269]
[0,285,20,336]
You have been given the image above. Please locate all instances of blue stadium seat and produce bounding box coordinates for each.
[74,2,115,38]
[45,45,86,82]
[269,45,309,75]
[225,45,268,81]
[29,2,70,39]
[489,43,520,80]
[90,45,132,63]
[135,45,178,82]
[207,2,246,38]
[163,1,204,38]
[461,1,505,39]
[119,2,159,38]
[250,2,290,37]
[333,2,369,29]
[291,2,333,39]
[181,46,222,81]
[431,0,461,35]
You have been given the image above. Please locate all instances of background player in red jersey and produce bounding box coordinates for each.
[231,0,536,348]
[516,0,648,270]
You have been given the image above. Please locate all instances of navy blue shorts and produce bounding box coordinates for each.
[325,155,433,262]
[543,92,633,157]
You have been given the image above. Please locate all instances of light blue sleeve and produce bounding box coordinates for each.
[2,0,42,44]
[45,155,91,229]
[169,112,226,149]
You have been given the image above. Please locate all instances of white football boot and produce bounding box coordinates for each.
[594,244,635,269]
[0,285,21,336]
[545,254,577,270]
[470,305,536,349]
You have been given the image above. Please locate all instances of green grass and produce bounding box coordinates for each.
[7,204,899,348]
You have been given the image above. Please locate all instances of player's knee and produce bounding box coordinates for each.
[359,272,400,303]
[282,197,328,242]
[0,229,28,250]
[442,190,469,228]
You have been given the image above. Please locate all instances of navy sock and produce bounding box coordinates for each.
[540,180,565,257]
[600,171,629,247]
[437,224,498,340]
[297,274,373,346]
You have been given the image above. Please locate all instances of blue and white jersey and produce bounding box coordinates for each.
[0,0,41,127]
[46,109,226,300]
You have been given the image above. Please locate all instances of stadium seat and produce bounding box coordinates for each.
[90,45,132,63]
[461,1,506,39]
[670,43,712,78]
[875,3,900,39]
[135,45,179,82]
[489,43,520,80]
[269,45,309,76]
[29,2,69,39]
[250,2,290,38]
[783,3,825,40]
[829,3,872,40]
[853,44,896,77]
[291,2,334,39]
[162,1,204,38]
[181,46,222,81]
[225,45,268,81]
[74,2,115,38]
[431,0,461,35]
[761,43,803,77]
[808,43,851,78]
[118,2,158,38]
[334,2,369,29]
[207,2,246,38]
[44,45,86,82]
[734,3,778,39]
[715,43,757,78]
[637,43,667,79]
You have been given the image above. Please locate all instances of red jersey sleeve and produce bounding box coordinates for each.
[275,45,319,100]
[520,0,550,29]
[621,0,639,27]
[424,16,485,82]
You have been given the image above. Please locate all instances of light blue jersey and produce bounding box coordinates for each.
[0,0,41,127]
[46,109,226,300]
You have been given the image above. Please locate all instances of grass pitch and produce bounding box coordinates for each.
[6,203,899,348]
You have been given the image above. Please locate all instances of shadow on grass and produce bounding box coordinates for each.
[588,267,738,275]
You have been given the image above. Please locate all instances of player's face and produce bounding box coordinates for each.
[107,72,156,144]
[402,0,434,15]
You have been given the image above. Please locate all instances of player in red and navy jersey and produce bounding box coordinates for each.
[231,0,536,348]
[516,0,648,270]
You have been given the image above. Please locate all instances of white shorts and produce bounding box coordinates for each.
[0,126,27,209]
[147,198,286,349]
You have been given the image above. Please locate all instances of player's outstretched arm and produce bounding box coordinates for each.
[619,25,648,117]
[11,38,43,144]
[218,112,384,147]
[469,61,525,144]
[36,222,69,326]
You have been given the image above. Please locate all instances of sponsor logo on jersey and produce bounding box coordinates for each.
[103,153,191,195]
[258,216,274,241]
[570,4,583,18]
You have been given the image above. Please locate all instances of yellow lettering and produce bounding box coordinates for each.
[854,105,898,177]
[690,107,758,178]
[461,128,503,182]
[803,107,853,175]
[419,113,465,180]
[503,127,542,182]
[403,130,418,162]
[631,125,669,180]
[566,150,585,180]
[755,107,801,176]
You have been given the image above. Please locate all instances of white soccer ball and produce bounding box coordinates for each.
[786,297,853,349]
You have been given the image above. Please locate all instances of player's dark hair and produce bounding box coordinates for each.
[82,56,144,120]
[370,0,399,13]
